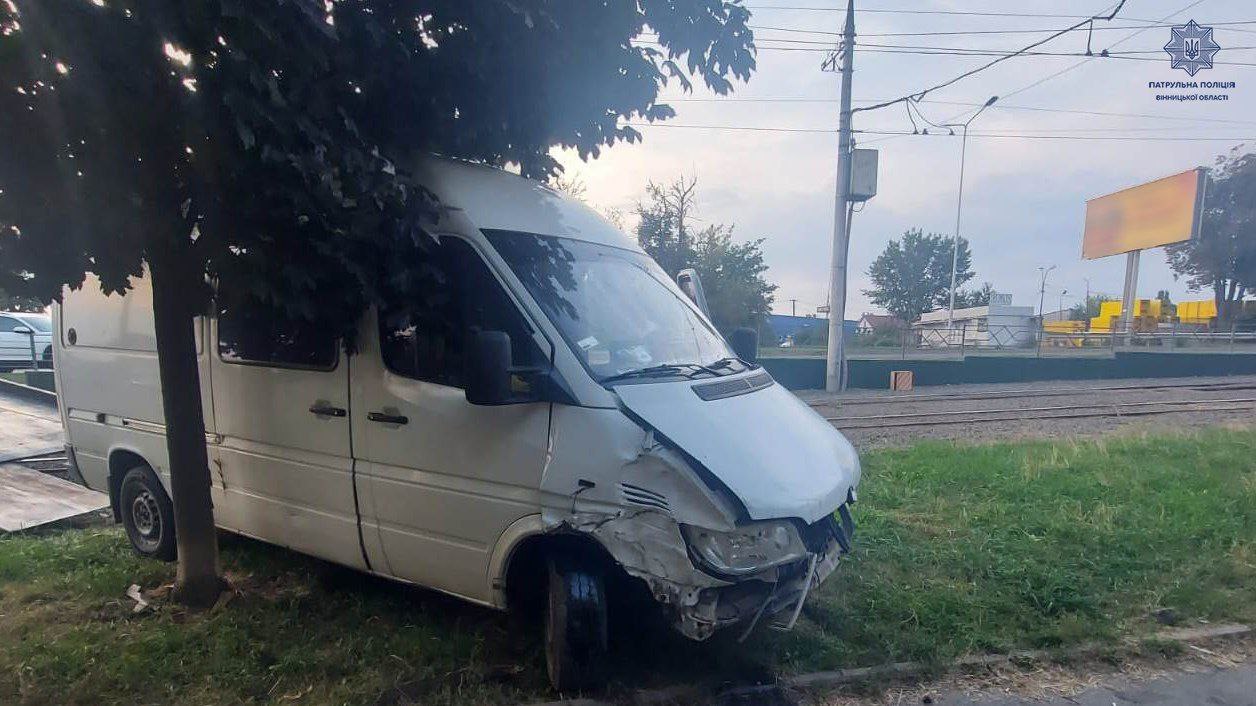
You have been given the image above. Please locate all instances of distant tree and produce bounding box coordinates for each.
[1166,148,1256,322]
[0,288,45,313]
[863,228,974,324]
[0,0,755,606]
[953,282,996,309]
[551,176,588,202]
[1155,289,1176,317]
[692,225,777,332]
[636,176,699,276]
[1069,294,1116,321]
[636,176,777,333]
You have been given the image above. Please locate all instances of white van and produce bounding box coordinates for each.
[52,157,861,691]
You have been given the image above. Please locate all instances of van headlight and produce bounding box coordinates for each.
[681,521,809,577]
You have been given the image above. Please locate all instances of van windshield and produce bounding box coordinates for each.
[484,230,733,382]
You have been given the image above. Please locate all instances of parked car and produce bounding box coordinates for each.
[52,157,861,691]
[0,311,53,371]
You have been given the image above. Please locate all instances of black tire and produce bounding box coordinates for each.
[118,466,177,562]
[545,557,609,694]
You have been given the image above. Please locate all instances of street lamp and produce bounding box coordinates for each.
[1058,288,1068,317]
[946,95,999,329]
[1037,266,1057,320]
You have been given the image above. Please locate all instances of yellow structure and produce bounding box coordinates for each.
[1043,320,1087,347]
[1089,299,1161,333]
[1177,299,1218,326]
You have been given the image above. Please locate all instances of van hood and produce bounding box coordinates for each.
[613,374,860,524]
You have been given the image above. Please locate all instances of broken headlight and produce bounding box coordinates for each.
[681,521,809,577]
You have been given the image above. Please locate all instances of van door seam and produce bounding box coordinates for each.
[346,352,373,572]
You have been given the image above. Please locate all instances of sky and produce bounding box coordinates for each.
[552,0,1254,320]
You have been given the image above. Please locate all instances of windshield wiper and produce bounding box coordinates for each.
[602,362,722,384]
[708,356,757,371]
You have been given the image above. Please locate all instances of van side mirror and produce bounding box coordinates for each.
[676,268,711,318]
[11,326,32,336]
[728,327,758,364]
[465,329,514,405]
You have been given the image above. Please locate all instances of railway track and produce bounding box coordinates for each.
[811,378,1256,407]
[826,397,1256,430]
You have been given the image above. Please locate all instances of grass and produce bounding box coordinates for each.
[2,427,1255,704]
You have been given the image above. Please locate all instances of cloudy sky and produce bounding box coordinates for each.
[553,0,1253,320]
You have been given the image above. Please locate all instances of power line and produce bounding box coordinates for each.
[659,96,1256,127]
[742,20,1256,38]
[850,0,1131,115]
[999,0,1208,101]
[745,5,1152,19]
[626,122,1256,142]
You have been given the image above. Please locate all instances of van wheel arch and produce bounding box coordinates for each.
[107,450,151,522]
[504,532,618,618]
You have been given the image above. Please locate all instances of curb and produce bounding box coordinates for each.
[520,623,1253,706]
[0,377,58,407]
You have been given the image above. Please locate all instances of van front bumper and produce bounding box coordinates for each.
[690,505,855,637]
[571,503,855,641]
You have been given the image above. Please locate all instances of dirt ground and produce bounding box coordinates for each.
[798,375,1256,449]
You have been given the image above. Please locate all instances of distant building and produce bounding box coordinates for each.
[913,300,1036,348]
[1040,308,1072,323]
[764,314,856,346]
[856,313,906,335]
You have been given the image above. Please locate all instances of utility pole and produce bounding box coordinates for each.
[946,96,998,328]
[824,0,855,393]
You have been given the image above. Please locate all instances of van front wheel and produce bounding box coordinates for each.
[119,466,177,562]
[545,557,608,693]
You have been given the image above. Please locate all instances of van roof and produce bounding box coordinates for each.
[415,157,643,253]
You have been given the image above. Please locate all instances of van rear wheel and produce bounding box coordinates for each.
[119,466,177,562]
[545,557,608,693]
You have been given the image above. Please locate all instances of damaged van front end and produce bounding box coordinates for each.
[537,373,862,643]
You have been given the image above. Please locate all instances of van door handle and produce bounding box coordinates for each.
[367,412,408,425]
[309,404,347,418]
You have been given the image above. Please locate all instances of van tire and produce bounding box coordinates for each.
[119,466,177,562]
[545,557,608,693]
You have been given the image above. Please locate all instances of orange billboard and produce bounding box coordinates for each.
[1082,168,1206,260]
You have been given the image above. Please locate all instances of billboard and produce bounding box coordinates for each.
[1082,168,1206,260]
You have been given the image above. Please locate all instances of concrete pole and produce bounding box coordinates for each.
[1119,250,1140,346]
[946,125,970,329]
[824,0,855,393]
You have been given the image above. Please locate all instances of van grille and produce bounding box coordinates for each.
[620,482,670,512]
[692,370,773,401]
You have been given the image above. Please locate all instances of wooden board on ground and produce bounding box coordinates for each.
[0,462,108,531]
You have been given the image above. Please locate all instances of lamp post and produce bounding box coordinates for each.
[946,95,999,329]
[1037,265,1056,354]
[1058,289,1068,318]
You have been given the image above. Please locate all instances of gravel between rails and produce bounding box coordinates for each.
[798,374,1256,449]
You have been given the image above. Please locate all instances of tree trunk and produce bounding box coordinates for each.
[148,251,225,609]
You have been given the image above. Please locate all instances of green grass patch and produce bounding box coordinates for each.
[2,427,1254,704]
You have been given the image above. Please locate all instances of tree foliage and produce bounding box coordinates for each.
[953,281,996,309]
[1166,148,1256,321]
[0,0,756,603]
[634,176,776,332]
[0,288,45,312]
[863,228,974,324]
[1069,294,1116,322]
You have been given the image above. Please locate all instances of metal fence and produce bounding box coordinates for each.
[797,321,1256,360]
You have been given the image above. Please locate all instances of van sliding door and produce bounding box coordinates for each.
[208,308,365,570]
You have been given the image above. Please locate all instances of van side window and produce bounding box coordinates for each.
[0,316,18,333]
[379,237,544,388]
[218,307,337,369]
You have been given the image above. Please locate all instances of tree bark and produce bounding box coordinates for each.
[148,251,225,609]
